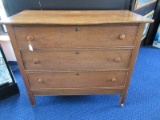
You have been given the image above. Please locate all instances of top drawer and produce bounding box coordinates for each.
[13,25,138,49]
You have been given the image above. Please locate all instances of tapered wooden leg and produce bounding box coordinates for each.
[120,94,125,104]
[29,95,36,105]
[120,92,127,107]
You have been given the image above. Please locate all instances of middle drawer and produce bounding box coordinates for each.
[21,49,132,71]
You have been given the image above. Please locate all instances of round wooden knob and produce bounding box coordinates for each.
[111,77,117,82]
[118,34,126,40]
[37,79,43,83]
[33,59,39,64]
[27,36,34,41]
[115,57,121,62]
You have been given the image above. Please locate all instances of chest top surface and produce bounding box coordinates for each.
[0,10,153,25]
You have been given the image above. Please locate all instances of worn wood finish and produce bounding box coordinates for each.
[1,10,153,105]
[5,25,35,105]
[14,25,138,49]
[120,23,145,104]
[32,87,124,96]
[0,10,153,25]
[27,71,127,89]
[21,49,132,71]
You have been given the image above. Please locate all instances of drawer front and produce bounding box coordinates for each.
[14,25,138,49]
[27,71,127,89]
[21,49,132,71]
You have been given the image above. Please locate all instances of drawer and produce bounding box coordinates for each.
[27,71,127,89]
[14,25,138,49]
[21,49,132,71]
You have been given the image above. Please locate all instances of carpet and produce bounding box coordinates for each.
[0,47,160,120]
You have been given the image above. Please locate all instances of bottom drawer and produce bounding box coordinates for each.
[27,71,127,89]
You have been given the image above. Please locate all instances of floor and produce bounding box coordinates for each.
[0,47,160,120]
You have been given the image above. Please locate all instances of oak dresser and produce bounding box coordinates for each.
[0,10,153,106]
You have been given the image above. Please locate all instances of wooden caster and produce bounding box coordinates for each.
[120,104,124,107]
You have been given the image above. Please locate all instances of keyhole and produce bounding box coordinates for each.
[75,51,80,54]
[75,27,79,32]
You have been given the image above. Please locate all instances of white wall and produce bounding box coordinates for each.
[0,41,16,61]
[0,0,16,61]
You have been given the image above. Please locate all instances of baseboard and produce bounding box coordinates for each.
[0,83,19,100]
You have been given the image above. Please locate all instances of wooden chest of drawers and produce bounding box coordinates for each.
[1,10,153,106]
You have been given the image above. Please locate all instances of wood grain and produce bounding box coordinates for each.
[0,10,153,25]
[21,49,132,71]
[2,10,153,105]
[13,25,138,49]
[5,25,36,105]
[27,71,127,89]
[120,23,145,104]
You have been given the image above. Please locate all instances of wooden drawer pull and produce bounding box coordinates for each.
[37,79,43,83]
[118,34,126,40]
[115,57,121,62]
[111,77,117,82]
[27,36,34,41]
[33,59,39,64]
